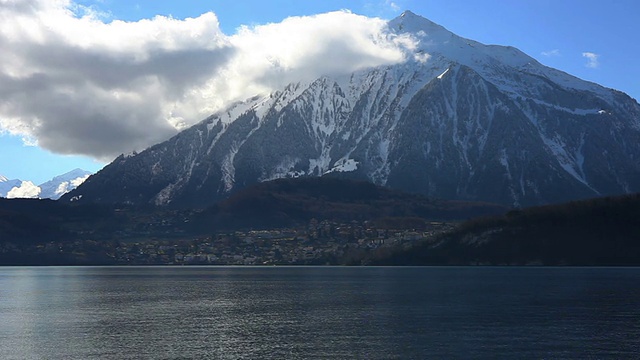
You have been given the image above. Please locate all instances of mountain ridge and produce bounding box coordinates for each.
[63,11,640,208]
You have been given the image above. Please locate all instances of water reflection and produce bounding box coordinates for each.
[1,267,640,359]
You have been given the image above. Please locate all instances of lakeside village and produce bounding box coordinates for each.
[4,219,456,265]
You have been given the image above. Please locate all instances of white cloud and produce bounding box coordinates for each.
[582,52,600,68]
[386,1,401,12]
[70,174,90,187]
[7,181,41,198]
[0,1,416,161]
[541,49,561,57]
[220,11,407,102]
[52,174,89,197]
[0,0,232,160]
[54,182,71,197]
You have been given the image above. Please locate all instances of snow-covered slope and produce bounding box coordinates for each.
[63,11,640,207]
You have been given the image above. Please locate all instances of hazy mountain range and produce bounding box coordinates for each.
[0,169,91,200]
[63,11,640,208]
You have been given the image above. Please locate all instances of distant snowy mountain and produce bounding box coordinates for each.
[39,169,92,200]
[0,175,22,198]
[63,11,640,207]
[0,169,92,199]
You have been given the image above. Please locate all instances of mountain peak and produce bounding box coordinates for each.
[386,10,558,94]
[399,10,417,18]
[56,168,91,179]
[0,175,8,182]
[389,10,449,35]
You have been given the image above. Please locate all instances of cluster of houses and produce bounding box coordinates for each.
[109,219,455,265]
[4,219,455,265]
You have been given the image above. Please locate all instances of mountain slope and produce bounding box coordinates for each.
[63,11,640,208]
[190,177,507,231]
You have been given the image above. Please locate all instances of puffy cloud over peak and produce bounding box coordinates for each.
[220,11,409,102]
[0,2,416,161]
[6,180,40,199]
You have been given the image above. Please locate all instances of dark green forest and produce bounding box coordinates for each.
[373,193,640,266]
[193,177,506,231]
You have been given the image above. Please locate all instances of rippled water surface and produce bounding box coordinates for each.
[1,266,640,359]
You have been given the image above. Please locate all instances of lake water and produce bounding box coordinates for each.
[1,266,639,359]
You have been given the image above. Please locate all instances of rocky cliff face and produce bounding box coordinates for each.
[63,11,640,208]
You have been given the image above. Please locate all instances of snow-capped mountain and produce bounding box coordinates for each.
[1,169,92,199]
[63,11,640,207]
[0,175,23,198]
[38,169,92,200]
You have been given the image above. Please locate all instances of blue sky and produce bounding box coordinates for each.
[1,0,639,184]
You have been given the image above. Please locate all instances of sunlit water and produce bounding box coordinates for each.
[1,266,640,359]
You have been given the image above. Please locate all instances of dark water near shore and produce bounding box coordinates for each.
[1,266,640,359]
